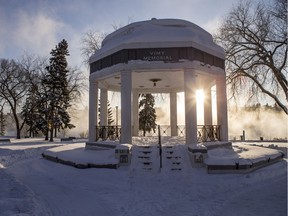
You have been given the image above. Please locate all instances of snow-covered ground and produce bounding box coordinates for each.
[0,138,287,216]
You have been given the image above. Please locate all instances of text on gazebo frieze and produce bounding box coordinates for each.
[143,50,173,61]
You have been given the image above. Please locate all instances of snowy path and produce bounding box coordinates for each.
[0,141,287,216]
[219,175,287,216]
[0,168,44,216]
[8,158,121,216]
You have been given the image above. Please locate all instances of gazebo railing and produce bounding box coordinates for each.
[95,124,220,142]
[177,125,221,141]
[95,126,121,141]
[197,125,220,142]
[177,125,185,137]
[138,125,171,137]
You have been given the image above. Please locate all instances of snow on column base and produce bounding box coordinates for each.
[187,144,208,168]
[115,144,132,166]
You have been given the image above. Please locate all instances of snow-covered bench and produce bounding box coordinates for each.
[115,144,132,165]
[0,138,11,143]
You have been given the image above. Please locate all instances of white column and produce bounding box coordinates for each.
[184,69,198,144]
[204,86,212,125]
[216,75,228,141]
[121,70,132,144]
[100,88,108,126]
[88,80,98,142]
[170,91,178,136]
[133,89,139,136]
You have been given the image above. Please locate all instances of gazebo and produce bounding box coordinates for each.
[88,18,228,145]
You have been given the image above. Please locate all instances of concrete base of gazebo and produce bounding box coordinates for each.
[42,139,285,173]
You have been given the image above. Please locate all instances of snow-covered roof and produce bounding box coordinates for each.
[90,18,224,63]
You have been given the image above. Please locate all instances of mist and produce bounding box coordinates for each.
[67,106,89,138]
[228,107,287,140]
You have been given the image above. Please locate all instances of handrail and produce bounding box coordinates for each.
[95,124,221,142]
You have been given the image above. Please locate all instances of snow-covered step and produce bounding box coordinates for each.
[131,144,187,172]
[166,156,181,159]
[171,167,182,171]
[161,146,184,171]
[172,161,181,165]
[131,145,159,171]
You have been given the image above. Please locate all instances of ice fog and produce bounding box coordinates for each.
[228,107,287,140]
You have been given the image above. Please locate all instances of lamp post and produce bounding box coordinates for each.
[115,106,118,126]
[115,106,119,139]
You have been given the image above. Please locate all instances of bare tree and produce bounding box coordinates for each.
[215,0,287,114]
[80,29,106,65]
[111,17,134,31]
[80,18,134,65]
[67,66,87,105]
[0,59,30,138]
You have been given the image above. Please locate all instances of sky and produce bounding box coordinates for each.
[0,0,240,72]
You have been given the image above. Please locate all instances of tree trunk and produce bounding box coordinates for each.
[45,131,48,141]
[16,128,21,139]
[11,107,21,139]
[49,127,54,142]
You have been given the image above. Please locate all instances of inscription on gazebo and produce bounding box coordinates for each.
[143,50,173,61]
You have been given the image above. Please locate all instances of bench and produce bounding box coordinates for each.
[60,137,73,141]
[0,138,11,143]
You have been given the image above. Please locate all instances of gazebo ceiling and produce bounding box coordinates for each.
[99,69,214,92]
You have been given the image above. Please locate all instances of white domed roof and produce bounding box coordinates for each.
[90,18,224,62]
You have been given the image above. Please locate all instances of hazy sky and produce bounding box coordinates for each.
[0,0,240,70]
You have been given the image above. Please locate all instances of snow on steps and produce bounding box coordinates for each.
[131,145,184,172]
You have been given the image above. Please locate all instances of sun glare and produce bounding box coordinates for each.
[176,90,205,125]
[196,90,204,125]
[196,90,205,105]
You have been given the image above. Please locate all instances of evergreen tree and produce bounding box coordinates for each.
[43,39,75,142]
[34,90,50,140]
[139,93,157,136]
[98,100,115,126]
[107,101,114,126]
[21,86,39,137]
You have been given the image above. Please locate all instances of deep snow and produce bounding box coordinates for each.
[0,138,287,216]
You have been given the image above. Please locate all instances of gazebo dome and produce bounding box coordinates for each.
[90,18,224,63]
